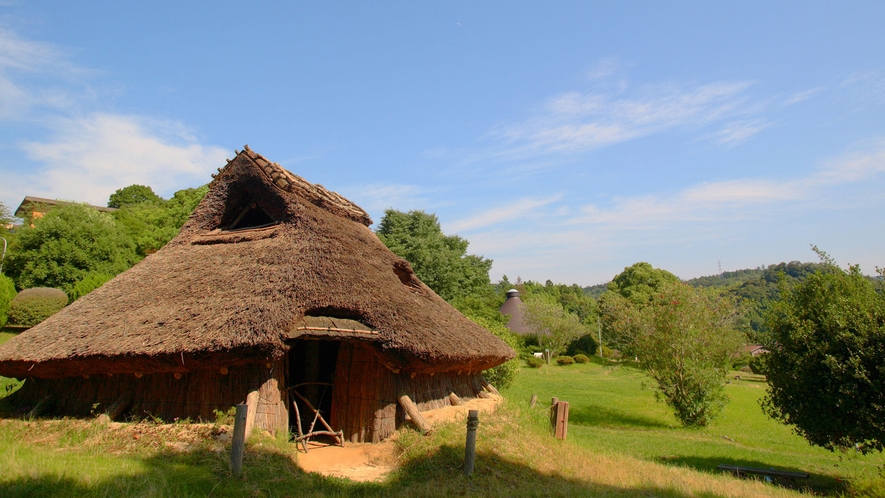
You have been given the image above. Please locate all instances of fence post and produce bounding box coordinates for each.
[554,401,570,440]
[464,410,479,476]
[231,403,248,477]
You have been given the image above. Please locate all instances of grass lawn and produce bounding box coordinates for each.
[503,359,884,494]
[0,350,882,496]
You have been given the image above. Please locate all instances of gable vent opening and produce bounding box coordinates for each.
[226,201,276,231]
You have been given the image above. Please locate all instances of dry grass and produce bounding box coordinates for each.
[0,402,812,498]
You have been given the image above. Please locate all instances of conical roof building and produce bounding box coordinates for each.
[0,146,514,441]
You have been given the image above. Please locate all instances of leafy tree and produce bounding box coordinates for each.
[107,184,163,208]
[112,185,208,256]
[762,261,885,453]
[469,315,520,390]
[598,262,680,353]
[626,282,742,426]
[0,274,16,327]
[0,201,12,234]
[522,295,590,358]
[4,204,138,296]
[376,209,492,302]
[607,262,680,305]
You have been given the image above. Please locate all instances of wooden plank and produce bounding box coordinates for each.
[398,393,432,434]
[554,401,569,440]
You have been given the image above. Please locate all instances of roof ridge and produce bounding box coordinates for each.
[211,145,372,226]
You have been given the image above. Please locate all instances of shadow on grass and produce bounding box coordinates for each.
[658,454,846,495]
[1,440,740,498]
[569,404,671,429]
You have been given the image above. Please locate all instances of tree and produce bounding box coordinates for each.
[0,274,16,328]
[762,261,885,453]
[107,184,163,208]
[598,262,680,352]
[630,283,742,426]
[522,295,590,358]
[600,275,743,427]
[607,262,680,305]
[4,204,138,297]
[376,209,492,302]
[112,185,208,256]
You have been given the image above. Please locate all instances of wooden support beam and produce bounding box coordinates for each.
[398,393,432,434]
[106,391,134,421]
[449,392,464,406]
[481,379,500,395]
[244,390,259,436]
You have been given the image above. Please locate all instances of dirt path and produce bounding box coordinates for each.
[296,394,502,482]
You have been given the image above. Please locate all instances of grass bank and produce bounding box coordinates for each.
[504,360,885,495]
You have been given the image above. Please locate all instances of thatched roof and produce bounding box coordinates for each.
[0,146,514,379]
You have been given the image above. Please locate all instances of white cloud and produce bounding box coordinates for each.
[785,87,823,105]
[15,113,228,205]
[446,195,561,233]
[345,183,427,215]
[486,80,764,160]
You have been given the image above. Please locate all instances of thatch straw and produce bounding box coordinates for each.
[0,147,515,378]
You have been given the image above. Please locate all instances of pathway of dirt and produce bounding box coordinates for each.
[296,394,502,482]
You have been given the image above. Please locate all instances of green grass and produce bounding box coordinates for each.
[0,353,882,496]
[503,360,885,494]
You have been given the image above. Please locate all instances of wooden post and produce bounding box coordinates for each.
[480,379,500,395]
[554,401,570,440]
[106,391,134,421]
[464,410,479,476]
[550,397,559,430]
[398,394,432,434]
[449,392,464,406]
[529,394,538,408]
[244,390,259,436]
[231,403,247,477]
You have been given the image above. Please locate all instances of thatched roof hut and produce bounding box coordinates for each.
[0,146,514,442]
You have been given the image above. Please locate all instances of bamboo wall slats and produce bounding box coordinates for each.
[9,360,288,433]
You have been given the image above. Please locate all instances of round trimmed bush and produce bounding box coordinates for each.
[573,353,590,364]
[526,357,544,368]
[556,355,575,366]
[7,287,68,327]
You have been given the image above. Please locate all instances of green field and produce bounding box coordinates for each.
[503,360,884,494]
[0,352,883,496]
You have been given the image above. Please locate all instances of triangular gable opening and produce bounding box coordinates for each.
[226,200,276,231]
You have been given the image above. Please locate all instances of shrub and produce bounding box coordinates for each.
[0,275,16,328]
[6,287,68,327]
[556,356,575,366]
[69,272,115,301]
[732,352,752,370]
[526,357,544,368]
[748,354,766,375]
[471,316,520,390]
[573,353,590,364]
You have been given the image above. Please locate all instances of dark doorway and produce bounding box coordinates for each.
[287,339,340,435]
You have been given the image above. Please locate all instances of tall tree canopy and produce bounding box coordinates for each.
[607,262,680,305]
[376,209,492,302]
[113,186,208,256]
[107,184,163,208]
[4,204,138,295]
[763,260,885,453]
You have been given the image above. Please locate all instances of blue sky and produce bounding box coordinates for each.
[1,2,883,285]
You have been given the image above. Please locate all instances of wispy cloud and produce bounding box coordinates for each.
[785,87,823,105]
[344,183,427,216]
[447,196,561,232]
[8,114,228,205]
[485,80,765,161]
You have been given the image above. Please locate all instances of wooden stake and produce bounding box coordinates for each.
[449,392,464,406]
[480,379,500,395]
[529,394,538,408]
[231,403,247,477]
[464,410,479,476]
[550,397,559,430]
[244,390,259,436]
[398,394,432,434]
[554,401,570,440]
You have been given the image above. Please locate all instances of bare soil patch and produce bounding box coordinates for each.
[295,394,502,482]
